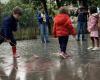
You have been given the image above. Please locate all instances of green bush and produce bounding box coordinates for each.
[0,0,39,40]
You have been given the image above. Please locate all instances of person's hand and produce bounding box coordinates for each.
[6,39,11,42]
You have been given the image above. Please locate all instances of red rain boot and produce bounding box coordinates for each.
[12,46,20,58]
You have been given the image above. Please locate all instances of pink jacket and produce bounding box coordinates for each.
[88,13,99,32]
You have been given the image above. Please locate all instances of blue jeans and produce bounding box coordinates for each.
[39,23,49,43]
[58,36,69,53]
[77,22,86,40]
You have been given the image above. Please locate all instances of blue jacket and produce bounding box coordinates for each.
[37,11,51,25]
[1,15,18,39]
[78,12,87,22]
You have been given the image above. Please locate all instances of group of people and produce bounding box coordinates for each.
[0,5,100,59]
[38,6,100,58]
[76,6,100,51]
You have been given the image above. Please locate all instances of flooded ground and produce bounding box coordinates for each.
[0,37,100,80]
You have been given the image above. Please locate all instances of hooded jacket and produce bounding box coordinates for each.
[1,15,18,39]
[53,14,76,37]
[88,13,99,32]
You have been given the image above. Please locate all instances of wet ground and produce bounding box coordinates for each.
[0,37,100,80]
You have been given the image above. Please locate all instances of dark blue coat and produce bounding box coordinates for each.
[37,11,51,25]
[1,15,18,39]
[78,12,87,22]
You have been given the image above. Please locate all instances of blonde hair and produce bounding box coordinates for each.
[59,6,68,14]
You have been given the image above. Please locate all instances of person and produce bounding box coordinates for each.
[87,6,100,50]
[0,6,22,58]
[53,7,76,59]
[76,6,88,41]
[37,8,50,43]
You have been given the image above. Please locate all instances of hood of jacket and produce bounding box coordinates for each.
[54,14,68,26]
[92,13,99,18]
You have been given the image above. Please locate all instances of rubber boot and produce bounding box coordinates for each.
[12,46,19,58]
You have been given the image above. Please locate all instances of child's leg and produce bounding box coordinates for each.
[40,24,45,43]
[58,37,63,53]
[77,22,81,41]
[81,22,86,40]
[44,24,49,43]
[12,46,16,56]
[91,37,95,47]
[58,36,69,53]
[62,36,69,53]
[9,36,18,58]
[95,37,99,47]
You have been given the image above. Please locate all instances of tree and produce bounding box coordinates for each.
[56,0,61,8]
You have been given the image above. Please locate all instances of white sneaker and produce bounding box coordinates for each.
[92,47,100,51]
[87,46,93,50]
[59,52,66,59]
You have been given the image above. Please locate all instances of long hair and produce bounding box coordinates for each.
[89,6,97,14]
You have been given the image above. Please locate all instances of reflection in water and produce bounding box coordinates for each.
[0,39,100,80]
[8,58,18,80]
[0,57,18,80]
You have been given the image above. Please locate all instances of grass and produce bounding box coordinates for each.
[14,27,39,40]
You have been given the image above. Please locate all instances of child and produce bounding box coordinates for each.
[53,7,76,58]
[0,6,22,58]
[87,6,100,50]
[37,9,50,43]
[76,6,88,41]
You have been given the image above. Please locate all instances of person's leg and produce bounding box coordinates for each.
[91,37,95,47]
[95,37,99,47]
[58,37,66,58]
[62,36,69,53]
[44,23,49,43]
[9,36,19,58]
[58,37,63,52]
[58,36,69,58]
[82,22,86,41]
[77,22,81,41]
[40,24,45,43]
[92,37,100,50]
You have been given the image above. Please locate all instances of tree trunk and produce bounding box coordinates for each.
[79,0,88,9]
[56,0,61,8]
[40,0,48,14]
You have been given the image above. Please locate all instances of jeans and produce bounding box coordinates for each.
[39,23,49,43]
[58,36,69,53]
[77,21,86,40]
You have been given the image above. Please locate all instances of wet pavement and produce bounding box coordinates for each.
[0,37,100,80]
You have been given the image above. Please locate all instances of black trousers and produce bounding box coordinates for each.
[58,36,69,53]
[0,34,16,46]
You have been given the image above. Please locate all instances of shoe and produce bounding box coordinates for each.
[59,52,66,59]
[77,39,80,41]
[87,46,93,50]
[92,47,100,51]
[33,54,39,58]
[41,41,45,43]
[64,53,71,58]
[46,40,50,43]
